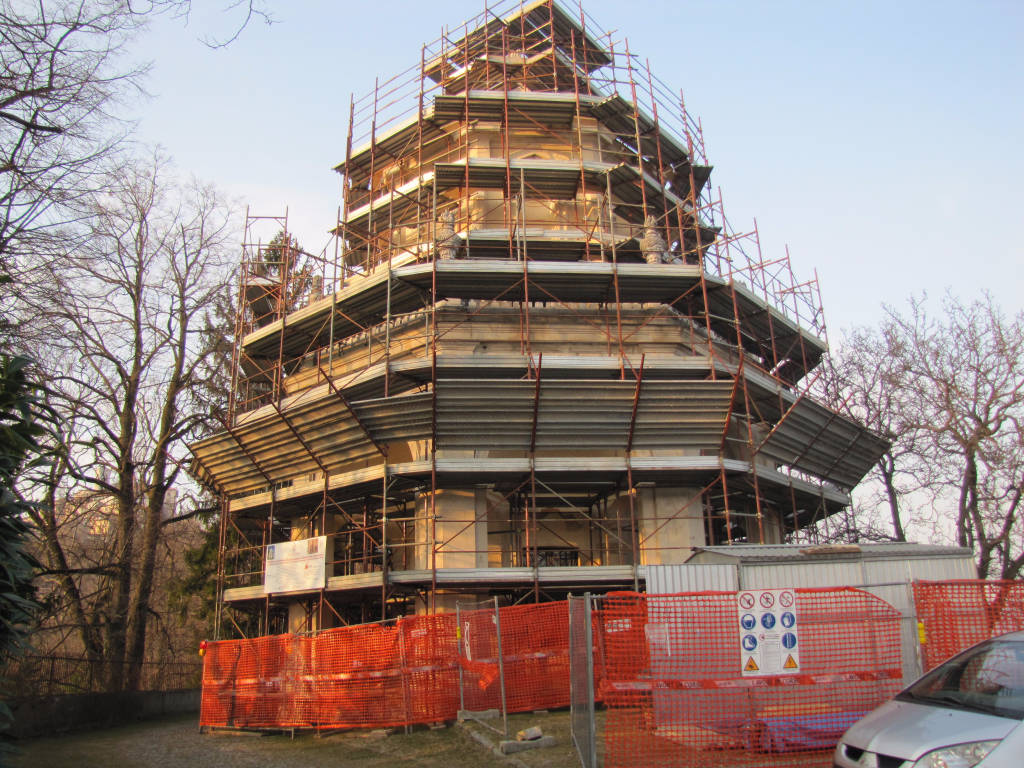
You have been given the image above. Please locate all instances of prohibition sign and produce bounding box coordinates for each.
[759,592,775,609]
[739,593,755,610]
[779,591,795,608]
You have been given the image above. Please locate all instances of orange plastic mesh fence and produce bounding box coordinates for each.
[456,603,503,714]
[456,601,570,714]
[500,602,572,711]
[200,634,315,729]
[400,613,461,725]
[596,589,903,768]
[200,602,571,729]
[913,579,1024,671]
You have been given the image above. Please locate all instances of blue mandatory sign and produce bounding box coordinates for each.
[741,613,757,630]
[742,634,758,651]
[782,632,798,649]
[781,611,796,628]
[761,613,776,629]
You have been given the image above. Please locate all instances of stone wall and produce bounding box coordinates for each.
[6,688,200,739]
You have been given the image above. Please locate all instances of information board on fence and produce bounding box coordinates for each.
[264,536,327,594]
[737,588,800,676]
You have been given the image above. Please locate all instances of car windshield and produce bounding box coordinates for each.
[898,639,1024,720]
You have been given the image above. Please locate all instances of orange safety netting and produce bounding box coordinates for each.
[913,579,1024,671]
[596,589,902,768]
[455,601,571,714]
[200,602,572,730]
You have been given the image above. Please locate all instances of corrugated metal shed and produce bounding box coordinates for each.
[646,563,737,594]
[647,543,977,684]
[684,542,974,565]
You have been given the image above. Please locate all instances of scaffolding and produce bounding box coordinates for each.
[191,0,888,638]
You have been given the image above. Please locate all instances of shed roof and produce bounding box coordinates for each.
[686,542,974,564]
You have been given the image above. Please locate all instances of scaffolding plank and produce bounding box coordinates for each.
[757,394,889,490]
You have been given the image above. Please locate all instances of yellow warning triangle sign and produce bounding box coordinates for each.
[744,656,759,672]
[784,654,799,670]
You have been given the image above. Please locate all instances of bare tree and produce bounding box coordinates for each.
[827,294,1024,578]
[134,0,273,48]
[12,152,235,690]
[0,0,145,272]
[0,0,271,279]
[889,295,1024,578]
[821,324,934,542]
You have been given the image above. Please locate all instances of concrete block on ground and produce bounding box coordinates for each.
[457,708,499,721]
[516,726,543,741]
[499,735,557,754]
[207,728,263,737]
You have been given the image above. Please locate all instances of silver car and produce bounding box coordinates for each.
[834,631,1024,768]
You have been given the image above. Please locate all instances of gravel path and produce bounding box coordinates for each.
[8,714,511,768]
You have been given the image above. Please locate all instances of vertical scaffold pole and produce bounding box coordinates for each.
[367,78,379,269]
[679,90,717,380]
[381,468,389,621]
[430,175,439,614]
[569,29,592,261]
[493,596,509,738]
[604,172,627,376]
[456,601,465,713]
[585,592,597,767]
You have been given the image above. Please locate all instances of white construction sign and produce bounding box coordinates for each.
[737,588,800,676]
[264,536,327,594]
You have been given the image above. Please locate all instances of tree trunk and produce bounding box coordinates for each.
[880,456,906,541]
[35,487,105,666]
[124,485,166,690]
[105,480,135,692]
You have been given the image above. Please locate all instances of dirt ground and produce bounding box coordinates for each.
[7,710,588,768]
[8,709,834,768]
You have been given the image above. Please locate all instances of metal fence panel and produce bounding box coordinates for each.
[456,598,508,738]
[569,594,597,768]
[913,579,1024,670]
[595,588,903,768]
[201,601,571,731]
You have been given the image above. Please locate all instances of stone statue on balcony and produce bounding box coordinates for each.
[435,210,461,260]
[641,214,669,264]
[307,278,324,305]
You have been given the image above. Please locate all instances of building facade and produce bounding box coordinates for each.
[189,0,887,636]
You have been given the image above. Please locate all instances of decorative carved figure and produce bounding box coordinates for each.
[641,214,669,264]
[435,210,460,260]
[308,278,323,305]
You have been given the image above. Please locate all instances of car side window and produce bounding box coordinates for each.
[961,649,1013,695]
[903,640,1024,719]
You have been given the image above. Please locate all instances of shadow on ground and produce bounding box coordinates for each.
[8,713,503,768]
[7,710,586,768]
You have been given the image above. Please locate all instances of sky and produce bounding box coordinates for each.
[129,0,1024,337]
